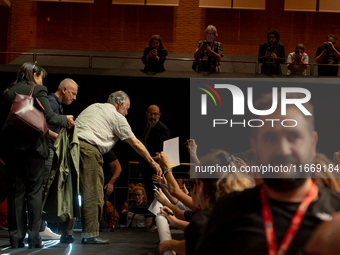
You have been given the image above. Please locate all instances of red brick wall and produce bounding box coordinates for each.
[6,0,35,62]
[0,6,9,63]
[5,0,340,57]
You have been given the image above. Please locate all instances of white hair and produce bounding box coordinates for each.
[206,25,218,36]
[107,90,129,105]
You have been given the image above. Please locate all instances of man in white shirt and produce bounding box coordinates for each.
[287,43,309,76]
[75,91,162,244]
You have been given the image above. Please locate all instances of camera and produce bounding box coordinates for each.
[324,42,332,48]
[203,41,209,47]
[151,47,156,50]
[295,49,300,55]
[266,47,273,53]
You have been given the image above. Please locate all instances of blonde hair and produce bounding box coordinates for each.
[205,25,218,36]
[314,153,340,192]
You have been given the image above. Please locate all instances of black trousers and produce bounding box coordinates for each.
[4,150,44,245]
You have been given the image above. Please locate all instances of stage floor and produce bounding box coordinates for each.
[0,227,184,255]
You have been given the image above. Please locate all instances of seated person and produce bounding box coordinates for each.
[287,43,309,76]
[193,25,223,72]
[157,150,254,255]
[122,185,152,228]
[141,35,168,72]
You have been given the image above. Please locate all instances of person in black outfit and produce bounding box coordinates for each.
[315,34,340,76]
[0,62,74,249]
[258,29,286,74]
[141,35,168,72]
[195,93,340,255]
[140,105,171,205]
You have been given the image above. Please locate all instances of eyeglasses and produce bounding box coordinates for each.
[147,112,159,116]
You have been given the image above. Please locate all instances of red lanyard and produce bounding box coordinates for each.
[260,182,318,255]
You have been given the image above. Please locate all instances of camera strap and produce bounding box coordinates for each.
[260,181,318,255]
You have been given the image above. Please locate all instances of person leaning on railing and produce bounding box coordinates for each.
[287,43,309,76]
[193,25,223,72]
[315,34,340,77]
[141,35,168,73]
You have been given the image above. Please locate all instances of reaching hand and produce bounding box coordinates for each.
[181,183,189,195]
[152,174,167,186]
[186,139,197,157]
[156,152,171,170]
[235,157,247,168]
[154,188,167,206]
[150,160,162,176]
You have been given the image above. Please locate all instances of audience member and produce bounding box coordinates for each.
[153,174,191,211]
[258,29,286,74]
[0,62,73,249]
[141,35,168,72]
[122,186,152,228]
[121,183,135,214]
[193,25,223,72]
[157,150,254,255]
[195,92,340,255]
[74,91,162,244]
[287,43,309,76]
[41,78,78,243]
[316,34,340,76]
[313,152,340,192]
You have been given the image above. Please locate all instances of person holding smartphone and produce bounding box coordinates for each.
[141,35,168,72]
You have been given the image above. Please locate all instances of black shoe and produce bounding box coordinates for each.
[9,243,25,249]
[81,236,109,244]
[60,235,74,244]
[28,242,44,249]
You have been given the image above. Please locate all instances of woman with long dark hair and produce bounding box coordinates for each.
[0,62,73,249]
[141,35,168,72]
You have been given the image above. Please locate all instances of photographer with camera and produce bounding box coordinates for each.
[141,35,168,73]
[258,29,285,74]
[315,34,340,76]
[287,43,309,76]
[193,25,223,72]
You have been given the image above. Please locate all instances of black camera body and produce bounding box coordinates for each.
[266,47,273,53]
[324,42,332,48]
[203,41,209,47]
[295,49,300,55]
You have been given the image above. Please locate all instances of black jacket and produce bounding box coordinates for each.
[0,81,67,159]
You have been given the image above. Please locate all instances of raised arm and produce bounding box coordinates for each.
[157,151,195,210]
[125,137,162,176]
